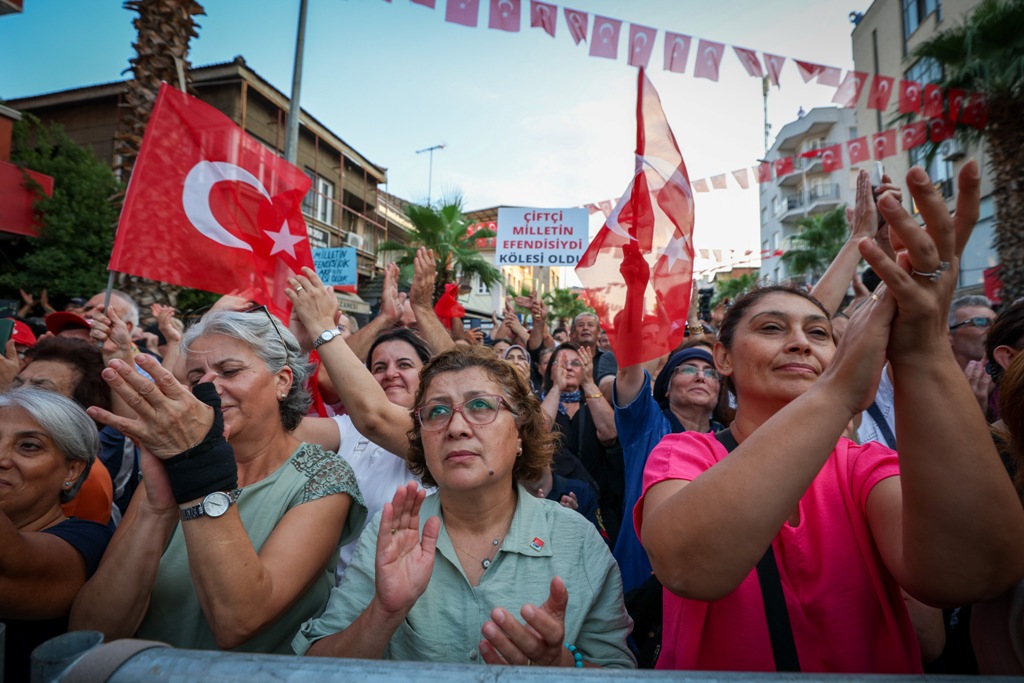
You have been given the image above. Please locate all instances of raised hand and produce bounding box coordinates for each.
[410,247,437,310]
[286,267,339,342]
[209,288,258,314]
[479,577,572,667]
[576,345,596,386]
[380,263,402,324]
[373,482,440,616]
[151,304,183,344]
[0,339,19,392]
[86,354,215,458]
[89,307,134,364]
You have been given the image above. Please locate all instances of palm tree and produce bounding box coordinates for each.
[780,205,849,285]
[543,288,591,328]
[378,197,502,304]
[911,0,1024,303]
[713,272,760,308]
[117,0,206,311]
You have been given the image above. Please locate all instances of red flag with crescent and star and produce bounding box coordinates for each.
[575,69,695,368]
[109,83,314,318]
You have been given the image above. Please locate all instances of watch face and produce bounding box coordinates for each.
[204,491,231,517]
[320,329,336,342]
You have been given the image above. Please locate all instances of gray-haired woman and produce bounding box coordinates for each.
[1,387,113,682]
[70,311,366,653]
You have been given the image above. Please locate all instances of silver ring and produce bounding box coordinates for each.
[910,261,950,282]
[870,293,880,302]
[295,285,304,292]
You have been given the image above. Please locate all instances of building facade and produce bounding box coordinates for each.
[851,0,995,292]
[759,106,858,285]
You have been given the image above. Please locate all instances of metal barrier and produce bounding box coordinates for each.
[32,631,991,683]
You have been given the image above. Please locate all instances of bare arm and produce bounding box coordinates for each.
[288,267,414,457]
[578,346,616,444]
[409,248,454,355]
[864,162,1024,607]
[0,511,91,620]
[344,265,402,363]
[527,293,551,352]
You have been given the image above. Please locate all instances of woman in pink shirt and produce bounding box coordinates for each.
[635,161,1024,672]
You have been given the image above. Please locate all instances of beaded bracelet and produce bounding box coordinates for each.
[564,642,584,668]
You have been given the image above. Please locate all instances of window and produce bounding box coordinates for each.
[848,126,858,141]
[302,169,336,227]
[905,57,942,89]
[908,145,954,203]
[904,0,941,41]
[476,274,489,295]
[772,231,780,250]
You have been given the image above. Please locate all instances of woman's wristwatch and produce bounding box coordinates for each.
[180,489,242,521]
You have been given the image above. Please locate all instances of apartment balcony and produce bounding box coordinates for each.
[806,183,842,213]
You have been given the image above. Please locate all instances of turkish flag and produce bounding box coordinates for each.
[529,0,555,37]
[832,71,868,108]
[109,84,313,318]
[488,0,520,31]
[627,24,657,68]
[446,0,479,26]
[898,80,922,114]
[731,168,750,189]
[710,174,727,190]
[901,121,928,150]
[589,16,621,59]
[598,200,614,217]
[929,117,955,142]
[867,75,895,110]
[753,162,772,184]
[763,53,785,87]
[575,69,695,367]
[923,84,944,118]
[795,60,824,83]
[961,93,988,129]
[692,179,709,193]
[433,283,466,329]
[564,7,587,44]
[872,130,897,160]
[663,32,691,73]
[820,144,844,172]
[817,66,842,87]
[847,136,870,165]
[693,39,725,82]
[732,47,763,78]
[773,156,794,178]
[948,88,967,122]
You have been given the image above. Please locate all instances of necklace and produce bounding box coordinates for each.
[446,503,516,570]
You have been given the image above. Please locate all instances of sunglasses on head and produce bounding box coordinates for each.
[949,316,993,331]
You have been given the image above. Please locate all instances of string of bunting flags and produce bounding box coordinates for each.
[386,0,987,214]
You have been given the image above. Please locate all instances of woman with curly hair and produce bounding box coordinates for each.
[286,268,634,668]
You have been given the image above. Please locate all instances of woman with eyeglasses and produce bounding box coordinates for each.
[635,163,1024,672]
[286,270,634,668]
[69,311,366,653]
[540,342,622,546]
[612,343,723,600]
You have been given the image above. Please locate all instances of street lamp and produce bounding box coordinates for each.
[416,143,445,207]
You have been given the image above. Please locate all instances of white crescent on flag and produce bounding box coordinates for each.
[182,160,259,252]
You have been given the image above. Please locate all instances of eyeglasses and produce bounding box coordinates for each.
[416,395,515,431]
[562,360,583,369]
[949,316,993,331]
[675,364,720,381]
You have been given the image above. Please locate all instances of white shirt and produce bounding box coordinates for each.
[857,365,896,449]
[331,415,432,583]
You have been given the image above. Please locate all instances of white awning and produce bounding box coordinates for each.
[334,291,371,315]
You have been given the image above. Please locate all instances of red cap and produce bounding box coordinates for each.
[45,311,92,336]
[11,320,37,347]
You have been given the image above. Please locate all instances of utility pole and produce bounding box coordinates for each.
[284,0,309,164]
[762,75,771,156]
[416,143,445,206]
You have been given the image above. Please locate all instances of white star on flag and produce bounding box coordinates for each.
[658,232,692,272]
[265,222,307,257]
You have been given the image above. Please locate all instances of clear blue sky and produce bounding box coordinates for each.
[0,0,872,269]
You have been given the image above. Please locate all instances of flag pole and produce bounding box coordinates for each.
[98,270,116,349]
[284,0,309,164]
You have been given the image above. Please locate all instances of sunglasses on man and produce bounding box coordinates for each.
[949,316,993,331]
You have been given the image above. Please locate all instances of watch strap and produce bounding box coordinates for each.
[313,328,337,349]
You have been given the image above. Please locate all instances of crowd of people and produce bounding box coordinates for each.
[3,161,1024,677]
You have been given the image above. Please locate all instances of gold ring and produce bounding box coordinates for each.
[390,528,399,535]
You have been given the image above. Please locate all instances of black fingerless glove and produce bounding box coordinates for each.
[163,382,239,504]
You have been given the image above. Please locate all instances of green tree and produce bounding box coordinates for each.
[713,271,760,308]
[379,197,502,304]
[911,0,1024,303]
[543,288,591,328]
[780,205,849,284]
[0,116,122,298]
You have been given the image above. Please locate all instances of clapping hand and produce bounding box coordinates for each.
[373,483,440,616]
[479,577,573,667]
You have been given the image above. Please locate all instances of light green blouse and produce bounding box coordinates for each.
[134,443,366,653]
[293,486,635,668]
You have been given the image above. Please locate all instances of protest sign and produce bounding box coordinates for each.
[495,207,588,266]
[312,247,357,286]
